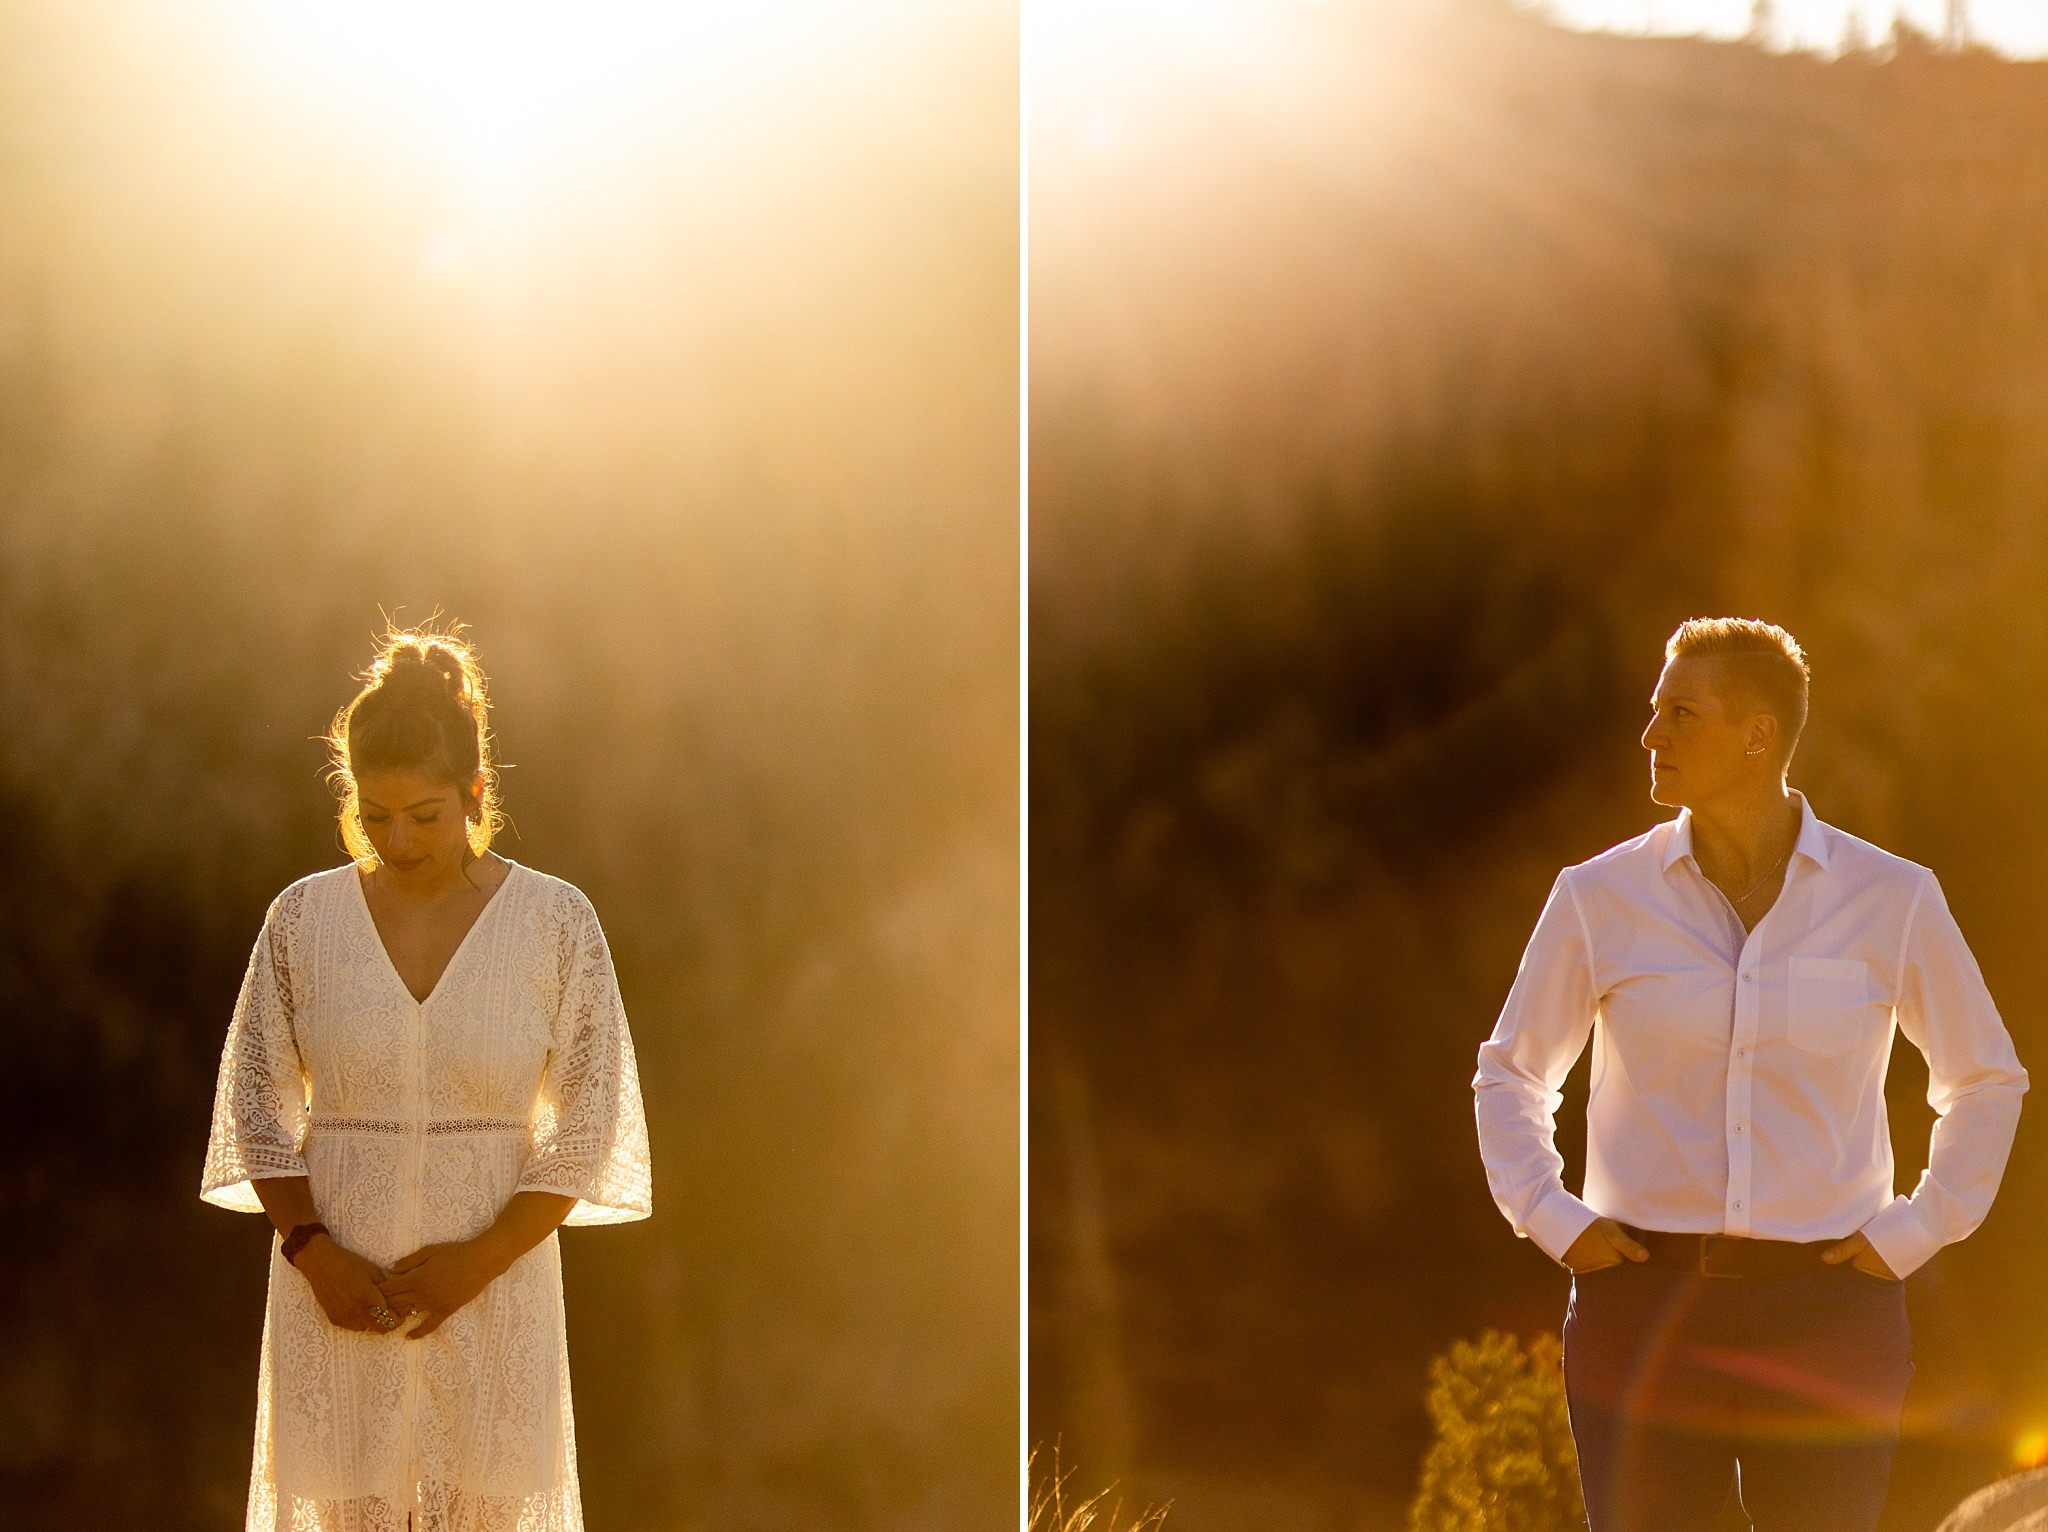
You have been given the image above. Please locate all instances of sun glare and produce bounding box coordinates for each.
[1032,0,1389,164]
[1541,0,2048,56]
[216,0,869,208]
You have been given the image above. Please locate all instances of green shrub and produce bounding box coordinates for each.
[1410,1331,1586,1532]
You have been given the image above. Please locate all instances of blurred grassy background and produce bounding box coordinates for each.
[1030,3,2048,1528]
[0,1,1017,1527]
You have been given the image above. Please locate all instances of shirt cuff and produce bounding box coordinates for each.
[1860,1196,1940,1278]
[1526,1187,1600,1264]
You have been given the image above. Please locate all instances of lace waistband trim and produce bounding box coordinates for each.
[310,1115,530,1137]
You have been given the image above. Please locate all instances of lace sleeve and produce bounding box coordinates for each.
[200,886,311,1211]
[516,888,652,1225]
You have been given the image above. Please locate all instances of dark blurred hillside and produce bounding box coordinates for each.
[0,1,1017,1528]
[1031,5,2048,1527]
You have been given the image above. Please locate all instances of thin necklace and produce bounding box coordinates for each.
[1719,846,1792,907]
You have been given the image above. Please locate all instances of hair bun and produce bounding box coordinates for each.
[328,623,502,864]
[380,642,470,705]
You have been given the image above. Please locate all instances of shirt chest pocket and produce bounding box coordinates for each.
[1787,956,1885,1057]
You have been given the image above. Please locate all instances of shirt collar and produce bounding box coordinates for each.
[1661,792,1831,873]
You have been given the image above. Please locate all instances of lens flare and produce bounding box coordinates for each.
[2015,1428,2048,1470]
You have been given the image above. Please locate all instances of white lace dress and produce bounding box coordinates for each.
[201,862,652,1532]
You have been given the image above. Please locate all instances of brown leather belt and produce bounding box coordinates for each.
[1628,1228,1837,1279]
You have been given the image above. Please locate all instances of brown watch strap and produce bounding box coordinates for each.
[281,1221,329,1266]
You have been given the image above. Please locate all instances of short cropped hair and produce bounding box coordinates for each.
[1665,617,1810,758]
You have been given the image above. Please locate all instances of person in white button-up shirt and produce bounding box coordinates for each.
[1474,618,2025,1532]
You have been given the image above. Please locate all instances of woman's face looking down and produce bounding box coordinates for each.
[355,768,481,882]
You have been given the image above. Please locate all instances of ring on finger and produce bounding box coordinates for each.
[369,1305,398,1330]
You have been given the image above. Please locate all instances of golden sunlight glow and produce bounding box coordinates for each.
[1031,0,1396,166]
[1034,0,2048,130]
[215,0,870,207]
[2016,1428,2048,1470]
[1034,0,1325,103]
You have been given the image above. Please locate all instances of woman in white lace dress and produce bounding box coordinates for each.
[201,631,652,1532]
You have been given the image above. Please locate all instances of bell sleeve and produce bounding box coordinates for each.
[200,885,312,1211]
[517,887,653,1226]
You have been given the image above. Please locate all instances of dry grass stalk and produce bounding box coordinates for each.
[1029,1446,1171,1532]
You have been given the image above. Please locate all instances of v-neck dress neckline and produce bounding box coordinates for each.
[352,859,522,1008]
[202,861,652,1531]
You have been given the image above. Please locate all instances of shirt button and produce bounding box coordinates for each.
[1741,974,1754,983]
[1737,1048,1748,1058]
[1733,1201,1744,1210]
[1734,1123,1744,1133]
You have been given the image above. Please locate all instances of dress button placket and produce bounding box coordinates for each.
[404,988,426,1523]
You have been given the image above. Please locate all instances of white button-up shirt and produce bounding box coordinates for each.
[1473,795,2026,1277]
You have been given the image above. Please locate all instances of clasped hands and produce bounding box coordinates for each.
[1560,1216,1899,1281]
[292,1233,507,1339]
